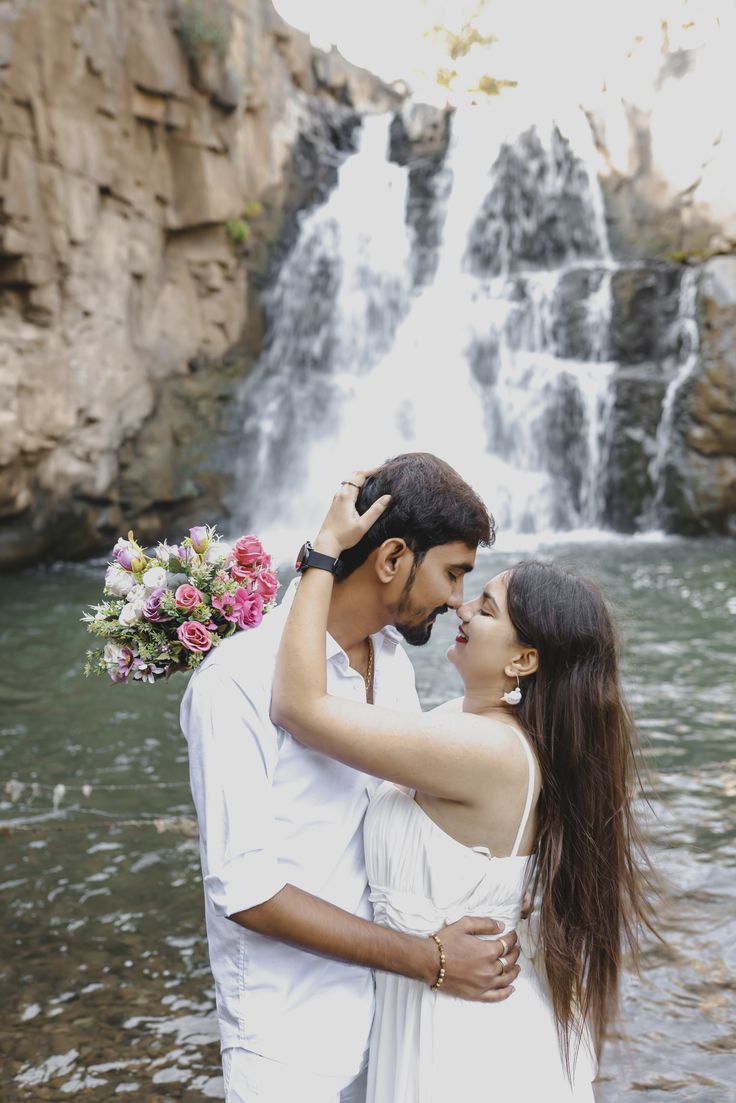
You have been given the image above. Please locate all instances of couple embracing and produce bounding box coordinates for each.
[181,453,653,1102]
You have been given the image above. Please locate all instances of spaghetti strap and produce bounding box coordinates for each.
[509,728,536,857]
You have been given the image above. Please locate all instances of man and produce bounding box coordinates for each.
[181,453,520,1103]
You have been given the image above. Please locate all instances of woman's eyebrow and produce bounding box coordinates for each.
[482,589,501,613]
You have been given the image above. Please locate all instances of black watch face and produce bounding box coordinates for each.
[295,542,310,571]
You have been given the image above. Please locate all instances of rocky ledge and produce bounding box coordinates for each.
[0,0,399,569]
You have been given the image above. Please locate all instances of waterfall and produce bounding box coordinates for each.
[230,104,628,558]
[648,268,701,521]
[230,115,413,544]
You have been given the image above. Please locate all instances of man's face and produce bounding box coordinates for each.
[394,542,477,646]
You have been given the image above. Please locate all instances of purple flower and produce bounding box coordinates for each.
[142,586,169,622]
[113,534,147,573]
[109,645,136,683]
[177,543,197,566]
[188,525,212,554]
[131,656,165,683]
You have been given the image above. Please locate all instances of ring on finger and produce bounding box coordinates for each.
[498,936,509,956]
[340,481,361,490]
[499,955,508,973]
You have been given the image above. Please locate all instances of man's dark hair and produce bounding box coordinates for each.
[336,453,495,580]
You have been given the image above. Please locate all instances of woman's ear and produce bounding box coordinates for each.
[374,538,410,584]
[506,648,538,679]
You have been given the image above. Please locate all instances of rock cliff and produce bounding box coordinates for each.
[0,0,398,568]
[659,257,736,533]
[2,3,734,565]
[586,22,736,535]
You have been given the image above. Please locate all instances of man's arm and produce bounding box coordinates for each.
[230,886,519,1003]
[182,663,519,1002]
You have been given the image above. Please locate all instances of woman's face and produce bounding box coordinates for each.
[447,571,524,687]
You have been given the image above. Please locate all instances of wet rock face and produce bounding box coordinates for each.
[0,0,398,568]
[265,102,362,278]
[384,98,736,536]
[389,103,452,288]
[389,102,451,166]
[600,366,670,532]
[598,263,684,531]
[539,372,588,521]
[464,127,604,278]
[598,259,736,535]
[659,257,736,535]
[549,268,608,362]
[609,267,684,365]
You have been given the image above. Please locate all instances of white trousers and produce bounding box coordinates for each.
[222,1048,368,1103]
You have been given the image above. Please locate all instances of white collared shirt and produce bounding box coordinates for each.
[180,581,421,1076]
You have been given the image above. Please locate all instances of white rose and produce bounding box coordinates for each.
[204,540,230,565]
[105,564,135,597]
[142,565,167,591]
[155,541,179,565]
[103,641,125,665]
[127,583,145,603]
[119,602,142,626]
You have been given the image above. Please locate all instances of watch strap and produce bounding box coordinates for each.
[296,541,339,574]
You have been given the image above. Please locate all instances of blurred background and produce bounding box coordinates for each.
[1,1,734,1100]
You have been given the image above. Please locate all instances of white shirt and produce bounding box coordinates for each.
[180,581,421,1077]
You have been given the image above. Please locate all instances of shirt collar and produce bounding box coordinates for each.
[378,624,402,651]
[276,578,402,661]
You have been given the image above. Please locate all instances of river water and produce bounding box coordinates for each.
[1,538,734,1101]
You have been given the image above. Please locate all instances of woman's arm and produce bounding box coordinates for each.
[430,696,464,714]
[271,480,515,802]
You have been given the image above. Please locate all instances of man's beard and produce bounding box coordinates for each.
[395,603,449,647]
[393,557,449,646]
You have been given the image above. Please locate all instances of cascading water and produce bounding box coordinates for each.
[648,267,701,522]
[230,102,667,557]
[230,115,413,546]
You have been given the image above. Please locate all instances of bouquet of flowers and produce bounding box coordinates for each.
[83,525,279,683]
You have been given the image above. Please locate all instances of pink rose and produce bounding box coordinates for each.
[177,621,213,653]
[237,591,264,630]
[174,583,204,611]
[232,535,270,571]
[229,562,256,584]
[252,570,279,603]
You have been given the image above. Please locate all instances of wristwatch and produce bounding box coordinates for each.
[295,540,340,574]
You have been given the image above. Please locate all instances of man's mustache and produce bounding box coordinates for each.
[427,605,449,621]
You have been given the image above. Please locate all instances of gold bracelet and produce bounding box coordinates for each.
[428,931,446,991]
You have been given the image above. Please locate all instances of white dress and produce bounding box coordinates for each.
[364,729,597,1102]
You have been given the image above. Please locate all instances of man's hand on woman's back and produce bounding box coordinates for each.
[437,917,520,1002]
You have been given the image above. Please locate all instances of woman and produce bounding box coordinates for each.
[272,473,655,1101]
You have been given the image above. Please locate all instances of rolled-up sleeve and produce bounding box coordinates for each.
[181,664,287,917]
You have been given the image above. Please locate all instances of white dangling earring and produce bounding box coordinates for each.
[501,673,522,706]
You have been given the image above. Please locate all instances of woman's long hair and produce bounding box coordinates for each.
[505,561,656,1074]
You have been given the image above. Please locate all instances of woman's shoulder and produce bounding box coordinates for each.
[429,699,529,748]
[427,708,537,787]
